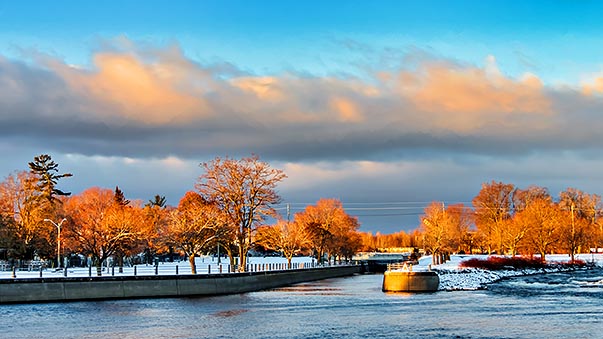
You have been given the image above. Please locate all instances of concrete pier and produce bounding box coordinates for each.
[382,271,440,292]
[0,265,360,304]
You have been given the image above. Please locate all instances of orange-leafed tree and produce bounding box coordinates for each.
[421,201,451,263]
[196,155,286,272]
[142,195,170,264]
[255,220,312,267]
[64,187,147,276]
[164,191,228,274]
[328,211,361,262]
[295,198,359,264]
[506,187,552,256]
[521,198,563,261]
[0,171,52,260]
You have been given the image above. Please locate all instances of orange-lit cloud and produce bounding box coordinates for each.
[582,76,603,95]
[3,40,603,163]
[231,76,284,101]
[395,56,552,133]
[330,97,364,123]
[45,50,209,125]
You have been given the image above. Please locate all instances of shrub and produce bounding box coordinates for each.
[460,256,547,270]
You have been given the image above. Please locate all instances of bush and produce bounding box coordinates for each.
[460,256,589,270]
[460,256,546,270]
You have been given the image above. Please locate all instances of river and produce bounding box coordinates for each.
[1,269,601,339]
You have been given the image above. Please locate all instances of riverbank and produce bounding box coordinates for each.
[0,265,361,304]
[427,254,603,291]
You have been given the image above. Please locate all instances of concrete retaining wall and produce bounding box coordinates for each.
[0,266,360,304]
[382,271,440,292]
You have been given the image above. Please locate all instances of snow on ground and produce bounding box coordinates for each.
[0,256,320,279]
[413,254,603,291]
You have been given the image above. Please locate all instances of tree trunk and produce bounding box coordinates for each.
[189,254,197,274]
[238,242,247,272]
[96,264,102,276]
[287,256,292,269]
[118,254,124,274]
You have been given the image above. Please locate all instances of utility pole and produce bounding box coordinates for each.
[44,218,67,269]
[287,203,291,222]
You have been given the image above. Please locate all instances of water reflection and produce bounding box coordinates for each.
[1,271,602,338]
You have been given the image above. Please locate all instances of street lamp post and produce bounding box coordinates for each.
[44,218,67,269]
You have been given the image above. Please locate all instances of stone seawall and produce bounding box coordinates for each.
[0,265,361,304]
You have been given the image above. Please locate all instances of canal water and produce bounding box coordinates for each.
[1,269,601,339]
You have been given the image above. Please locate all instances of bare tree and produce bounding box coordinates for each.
[559,188,598,261]
[421,202,450,264]
[473,181,515,254]
[446,203,474,253]
[196,155,286,272]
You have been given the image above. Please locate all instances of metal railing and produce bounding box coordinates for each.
[0,260,359,279]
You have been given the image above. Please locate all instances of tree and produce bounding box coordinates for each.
[163,192,227,274]
[255,220,311,267]
[446,203,474,253]
[473,181,515,254]
[64,187,146,276]
[196,155,286,272]
[522,198,562,261]
[558,188,598,261]
[142,195,170,264]
[28,154,72,204]
[0,171,51,260]
[146,195,167,208]
[113,186,131,206]
[295,198,358,264]
[512,185,550,213]
[421,202,450,264]
[506,187,552,256]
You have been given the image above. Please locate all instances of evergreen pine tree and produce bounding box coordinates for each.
[28,154,73,203]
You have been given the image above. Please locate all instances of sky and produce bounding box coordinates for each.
[3,1,603,234]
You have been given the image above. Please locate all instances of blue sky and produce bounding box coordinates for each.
[3,1,603,80]
[2,1,603,233]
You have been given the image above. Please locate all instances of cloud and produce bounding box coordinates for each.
[2,39,603,164]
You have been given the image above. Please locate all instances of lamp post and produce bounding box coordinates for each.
[44,218,67,269]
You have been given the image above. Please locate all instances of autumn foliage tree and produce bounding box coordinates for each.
[294,198,360,264]
[142,195,170,264]
[255,220,311,267]
[163,192,227,274]
[196,155,286,272]
[0,171,55,260]
[64,187,147,276]
[522,198,563,261]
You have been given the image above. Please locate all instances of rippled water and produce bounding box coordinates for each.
[1,270,601,339]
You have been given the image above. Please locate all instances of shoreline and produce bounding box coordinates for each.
[430,254,603,291]
[436,264,600,291]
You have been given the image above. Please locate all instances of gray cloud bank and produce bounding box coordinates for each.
[1,42,603,163]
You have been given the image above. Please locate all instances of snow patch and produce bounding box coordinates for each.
[419,254,603,291]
